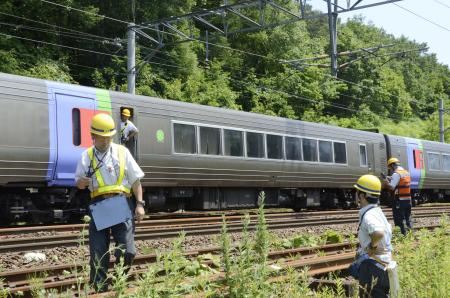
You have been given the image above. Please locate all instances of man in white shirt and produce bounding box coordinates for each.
[353,174,398,298]
[75,113,145,292]
[119,109,138,155]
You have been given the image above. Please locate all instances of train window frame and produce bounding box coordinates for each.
[172,122,197,154]
[284,136,303,161]
[428,152,441,171]
[302,138,318,162]
[72,108,81,146]
[223,128,244,158]
[359,144,368,167]
[318,139,333,163]
[246,131,265,159]
[333,141,347,164]
[266,134,284,160]
[442,154,450,172]
[198,126,222,156]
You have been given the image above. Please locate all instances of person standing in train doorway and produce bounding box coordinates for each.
[120,108,139,157]
[75,113,145,292]
[350,174,399,298]
[382,157,412,235]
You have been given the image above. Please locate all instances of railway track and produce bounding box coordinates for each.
[1,240,357,296]
[0,207,448,253]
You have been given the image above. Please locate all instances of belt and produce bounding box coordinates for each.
[93,192,125,200]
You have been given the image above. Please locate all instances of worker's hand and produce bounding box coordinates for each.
[135,205,145,223]
[77,177,90,189]
[381,180,390,188]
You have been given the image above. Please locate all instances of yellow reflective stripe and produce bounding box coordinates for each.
[117,145,125,186]
[90,186,131,198]
[88,147,104,187]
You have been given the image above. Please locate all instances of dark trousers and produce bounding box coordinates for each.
[392,199,412,235]
[359,259,390,298]
[89,218,136,292]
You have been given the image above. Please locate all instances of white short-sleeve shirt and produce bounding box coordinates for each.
[358,204,393,263]
[75,143,144,192]
[120,120,138,139]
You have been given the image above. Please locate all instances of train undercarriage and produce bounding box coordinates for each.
[0,186,447,224]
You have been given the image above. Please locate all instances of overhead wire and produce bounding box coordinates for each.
[30,1,440,115]
[392,2,450,32]
[432,0,450,10]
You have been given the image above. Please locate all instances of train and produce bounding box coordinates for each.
[1,72,450,223]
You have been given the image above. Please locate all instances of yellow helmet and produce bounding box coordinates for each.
[354,174,381,196]
[90,113,116,137]
[387,157,400,166]
[121,108,131,117]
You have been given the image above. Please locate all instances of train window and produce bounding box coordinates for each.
[443,155,450,171]
[413,149,424,169]
[267,134,283,159]
[359,144,367,167]
[334,142,347,164]
[319,140,333,163]
[303,138,318,162]
[224,129,243,157]
[246,132,265,158]
[428,153,441,170]
[72,108,81,146]
[174,123,197,154]
[285,137,302,161]
[200,127,221,155]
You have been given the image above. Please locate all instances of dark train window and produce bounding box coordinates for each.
[443,155,450,171]
[334,142,347,164]
[224,129,243,157]
[200,126,221,155]
[428,153,441,170]
[319,140,333,163]
[285,137,302,161]
[72,108,81,146]
[359,144,367,166]
[246,132,264,158]
[174,123,196,154]
[267,134,283,159]
[303,138,318,162]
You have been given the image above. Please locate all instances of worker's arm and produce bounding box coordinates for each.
[132,180,145,222]
[368,230,385,256]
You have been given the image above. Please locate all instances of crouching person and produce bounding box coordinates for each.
[349,174,399,298]
[75,113,145,292]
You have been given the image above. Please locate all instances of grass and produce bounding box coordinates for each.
[8,198,449,297]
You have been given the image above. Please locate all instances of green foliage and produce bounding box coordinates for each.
[393,215,450,297]
[281,233,318,249]
[1,0,449,136]
[321,230,344,244]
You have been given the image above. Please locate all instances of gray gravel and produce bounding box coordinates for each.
[0,216,442,273]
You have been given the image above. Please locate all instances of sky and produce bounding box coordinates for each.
[310,0,450,67]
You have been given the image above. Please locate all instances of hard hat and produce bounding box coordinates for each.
[90,113,116,137]
[387,157,400,166]
[121,108,131,117]
[354,174,381,196]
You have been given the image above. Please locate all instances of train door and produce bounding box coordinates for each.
[52,93,95,185]
[405,139,423,190]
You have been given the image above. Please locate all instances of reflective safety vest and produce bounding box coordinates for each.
[394,168,411,199]
[87,145,131,199]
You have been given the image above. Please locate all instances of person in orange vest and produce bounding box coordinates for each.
[75,113,145,292]
[382,157,412,235]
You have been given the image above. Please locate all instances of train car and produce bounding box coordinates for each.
[385,135,450,204]
[0,72,447,223]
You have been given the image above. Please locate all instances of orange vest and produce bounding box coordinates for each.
[395,168,411,199]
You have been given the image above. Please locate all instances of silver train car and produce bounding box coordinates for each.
[0,72,449,223]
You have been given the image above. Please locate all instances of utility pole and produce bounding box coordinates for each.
[127,23,136,94]
[327,0,338,77]
[439,98,445,142]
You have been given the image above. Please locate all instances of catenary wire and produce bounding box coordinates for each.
[0,11,118,41]
[31,1,438,113]
[432,0,450,10]
[393,2,450,32]
[40,0,130,24]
